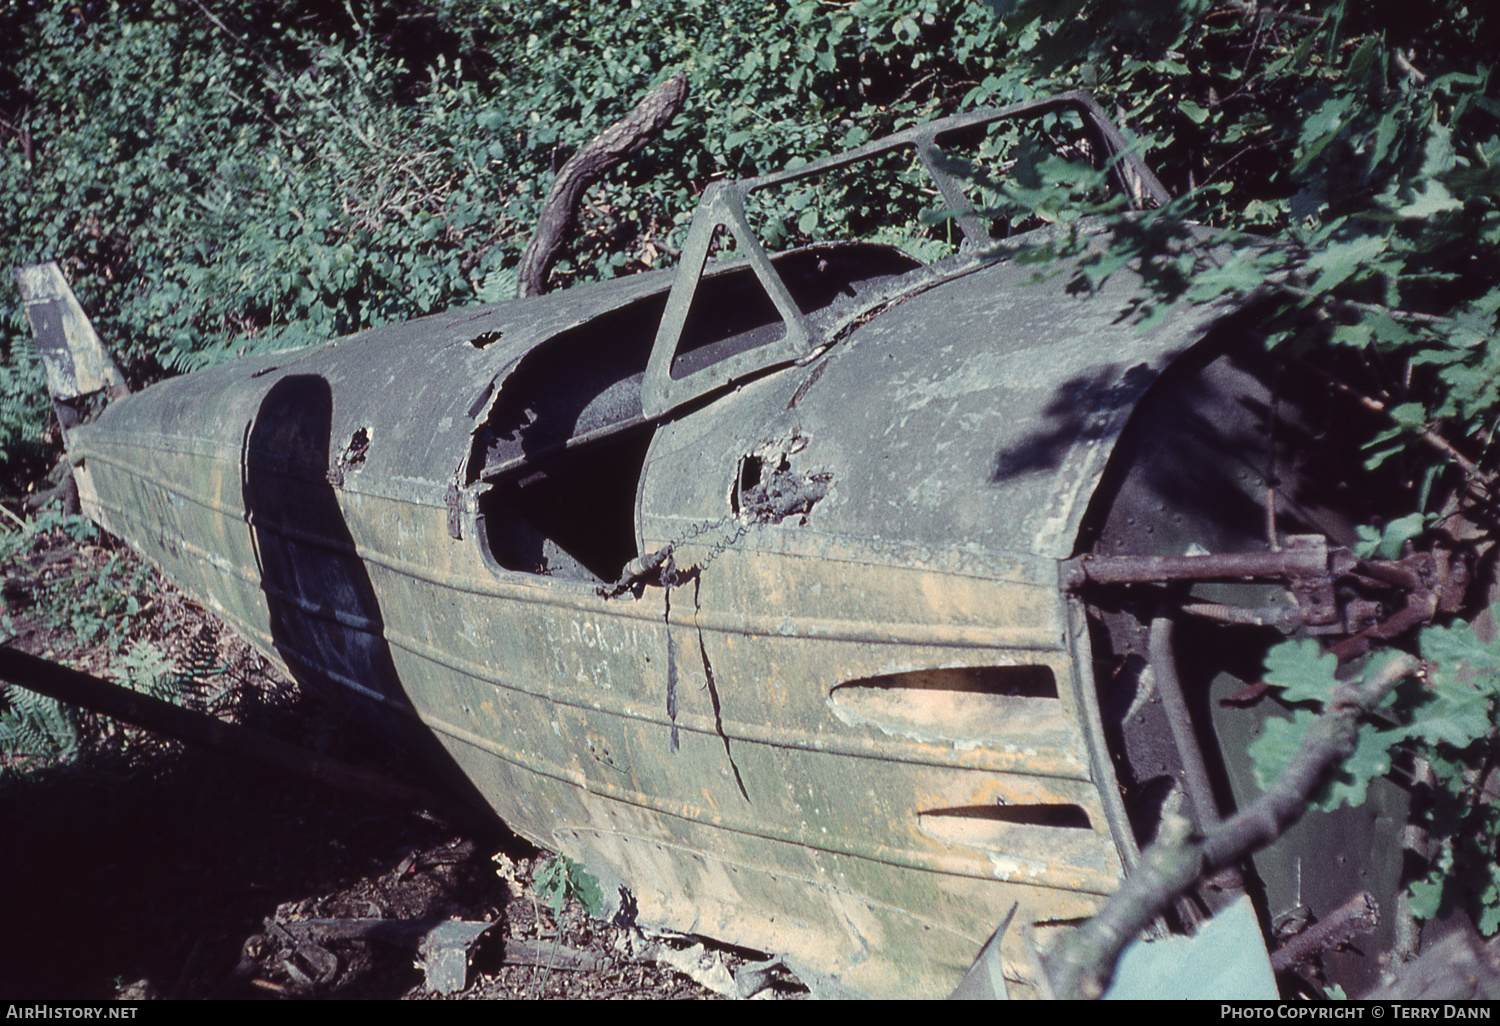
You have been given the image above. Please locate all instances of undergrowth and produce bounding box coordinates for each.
[957,0,1500,940]
[533,854,605,920]
[0,501,221,776]
[0,0,1013,484]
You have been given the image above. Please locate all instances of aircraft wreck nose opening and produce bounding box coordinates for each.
[1070,328,1451,995]
[466,241,915,586]
[34,87,1484,999]
[478,430,653,583]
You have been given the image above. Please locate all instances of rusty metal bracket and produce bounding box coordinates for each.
[1269,891,1380,973]
[264,918,339,990]
[1331,547,1470,661]
[1061,534,1346,590]
[445,481,464,540]
[1062,535,1470,647]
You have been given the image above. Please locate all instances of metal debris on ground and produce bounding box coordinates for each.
[644,941,739,998]
[417,919,497,994]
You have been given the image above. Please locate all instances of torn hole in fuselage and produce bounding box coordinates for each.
[737,454,831,523]
[339,427,371,474]
[732,431,832,524]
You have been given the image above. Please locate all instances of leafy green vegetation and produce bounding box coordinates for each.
[0,0,1016,486]
[533,853,605,919]
[0,502,171,772]
[1250,622,1500,934]
[0,678,81,766]
[0,504,155,649]
[964,0,1500,943]
[6,1,1492,495]
[976,1,1497,493]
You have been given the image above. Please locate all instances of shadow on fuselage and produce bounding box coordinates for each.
[242,374,492,814]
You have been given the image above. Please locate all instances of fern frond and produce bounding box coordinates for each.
[0,685,80,761]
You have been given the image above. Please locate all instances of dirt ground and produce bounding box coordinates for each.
[0,527,805,1001]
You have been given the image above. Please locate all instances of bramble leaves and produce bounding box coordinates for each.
[1247,711,1312,794]
[0,501,174,772]
[1353,512,1429,560]
[1421,609,1500,681]
[980,1,1500,933]
[1248,706,1397,812]
[1406,612,1500,748]
[1408,876,1445,920]
[0,0,1023,482]
[1397,675,1493,749]
[1320,720,1399,812]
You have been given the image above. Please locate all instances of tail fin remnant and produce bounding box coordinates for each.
[14,262,127,435]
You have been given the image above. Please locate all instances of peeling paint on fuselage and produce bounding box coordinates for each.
[62,205,1229,998]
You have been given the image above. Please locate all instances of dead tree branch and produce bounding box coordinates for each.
[517,74,688,298]
[1040,652,1420,1000]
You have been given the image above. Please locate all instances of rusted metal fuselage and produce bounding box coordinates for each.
[66,244,1219,996]
[24,93,1439,997]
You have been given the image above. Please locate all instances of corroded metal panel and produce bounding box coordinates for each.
[66,320,1141,996]
[45,94,1357,998]
[14,262,126,403]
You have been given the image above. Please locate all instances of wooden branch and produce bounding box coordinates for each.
[1215,1,1328,25]
[1308,365,1497,495]
[517,74,689,298]
[1394,50,1428,85]
[1270,891,1379,972]
[1040,653,1419,1000]
[0,645,472,820]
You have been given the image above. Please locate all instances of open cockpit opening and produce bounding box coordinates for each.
[469,242,923,586]
[467,293,662,585]
[478,424,654,583]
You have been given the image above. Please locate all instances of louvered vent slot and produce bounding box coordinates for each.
[829,665,1063,743]
[918,802,1116,889]
[918,803,1092,849]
